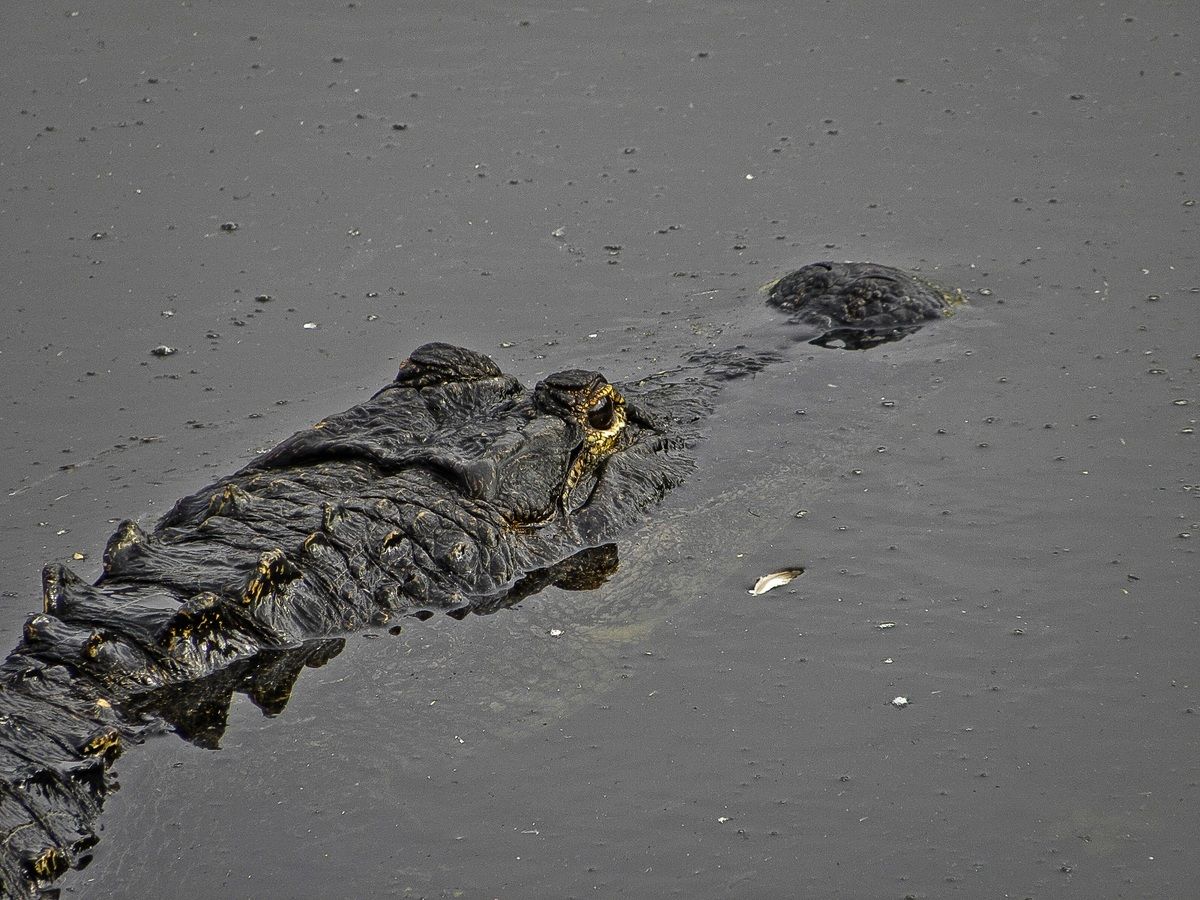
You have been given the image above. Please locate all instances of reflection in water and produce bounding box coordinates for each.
[807,325,926,350]
[3,262,954,894]
[123,544,620,750]
[122,639,346,750]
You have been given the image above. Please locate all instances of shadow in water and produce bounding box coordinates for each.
[121,544,620,750]
[807,325,926,350]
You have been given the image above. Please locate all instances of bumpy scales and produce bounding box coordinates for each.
[0,262,960,896]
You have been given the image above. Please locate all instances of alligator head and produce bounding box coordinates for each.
[2,340,719,894]
[141,341,697,614]
[0,261,960,895]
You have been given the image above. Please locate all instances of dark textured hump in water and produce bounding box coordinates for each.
[766,261,964,350]
[0,263,960,897]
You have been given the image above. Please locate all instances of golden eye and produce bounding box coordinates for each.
[587,395,615,430]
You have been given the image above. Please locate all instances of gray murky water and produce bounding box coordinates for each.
[1,2,1196,897]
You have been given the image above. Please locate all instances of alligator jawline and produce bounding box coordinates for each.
[0,262,962,896]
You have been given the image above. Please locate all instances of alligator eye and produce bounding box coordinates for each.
[587,395,615,430]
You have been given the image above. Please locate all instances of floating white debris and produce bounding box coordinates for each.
[302,322,319,329]
[717,816,730,823]
[748,568,806,595]
[892,696,909,708]
[549,628,563,637]
[877,622,897,630]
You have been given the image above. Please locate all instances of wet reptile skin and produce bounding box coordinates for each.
[0,262,959,896]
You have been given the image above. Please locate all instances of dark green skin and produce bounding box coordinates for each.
[0,263,959,896]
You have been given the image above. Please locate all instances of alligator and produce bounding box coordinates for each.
[0,262,961,897]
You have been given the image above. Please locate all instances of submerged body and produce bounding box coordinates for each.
[0,263,959,896]
[0,342,699,892]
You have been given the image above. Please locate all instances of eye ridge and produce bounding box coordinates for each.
[587,395,615,430]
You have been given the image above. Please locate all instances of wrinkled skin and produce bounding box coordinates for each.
[0,263,959,896]
[766,261,964,349]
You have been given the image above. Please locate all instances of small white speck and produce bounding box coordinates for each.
[745,174,754,180]
[303,322,319,329]
[549,628,563,637]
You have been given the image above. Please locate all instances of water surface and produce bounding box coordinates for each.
[1,2,1196,897]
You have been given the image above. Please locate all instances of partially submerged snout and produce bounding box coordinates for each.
[763,260,964,349]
